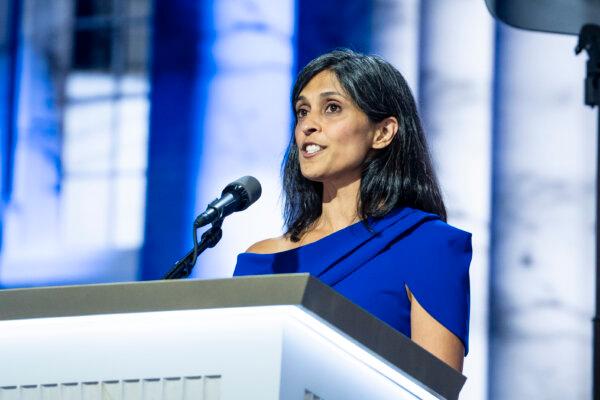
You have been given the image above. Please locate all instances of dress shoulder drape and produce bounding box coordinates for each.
[233,207,472,354]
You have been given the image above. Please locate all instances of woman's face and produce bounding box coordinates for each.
[294,70,376,185]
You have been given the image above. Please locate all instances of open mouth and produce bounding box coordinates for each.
[302,143,326,156]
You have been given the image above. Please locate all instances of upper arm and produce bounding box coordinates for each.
[403,222,472,356]
[408,288,465,371]
[400,221,472,371]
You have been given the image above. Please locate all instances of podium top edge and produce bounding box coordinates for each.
[0,274,315,320]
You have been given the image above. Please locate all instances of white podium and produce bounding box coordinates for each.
[0,274,465,400]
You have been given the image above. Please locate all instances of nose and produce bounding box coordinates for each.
[299,116,319,136]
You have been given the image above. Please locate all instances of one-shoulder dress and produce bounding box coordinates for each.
[233,207,472,354]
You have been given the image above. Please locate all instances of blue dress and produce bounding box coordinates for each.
[233,207,472,354]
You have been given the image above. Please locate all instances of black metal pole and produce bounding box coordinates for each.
[594,107,600,400]
[575,23,600,400]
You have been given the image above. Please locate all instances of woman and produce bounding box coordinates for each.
[234,49,471,371]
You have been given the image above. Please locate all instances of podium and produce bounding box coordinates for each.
[0,274,465,399]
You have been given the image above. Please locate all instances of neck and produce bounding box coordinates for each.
[317,175,362,233]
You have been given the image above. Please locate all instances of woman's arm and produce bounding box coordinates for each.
[407,287,465,372]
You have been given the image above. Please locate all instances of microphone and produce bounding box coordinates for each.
[194,176,262,228]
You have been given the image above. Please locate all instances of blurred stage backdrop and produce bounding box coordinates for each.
[0,0,594,398]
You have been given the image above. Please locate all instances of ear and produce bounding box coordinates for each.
[371,116,398,150]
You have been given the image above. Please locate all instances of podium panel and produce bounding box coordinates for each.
[0,274,466,399]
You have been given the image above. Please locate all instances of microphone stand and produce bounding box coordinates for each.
[575,24,600,400]
[163,218,224,280]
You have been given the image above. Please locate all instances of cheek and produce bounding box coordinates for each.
[338,147,369,168]
[335,126,373,155]
[293,126,303,146]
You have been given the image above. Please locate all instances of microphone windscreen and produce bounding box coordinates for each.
[223,176,262,210]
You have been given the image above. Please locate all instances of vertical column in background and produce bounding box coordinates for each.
[0,0,69,285]
[371,0,420,96]
[191,0,295,279]
[418,1,494,399]
[490,24,595,399]
[141,0,204,280]
[0,0,17,260]
[295,0,372,69]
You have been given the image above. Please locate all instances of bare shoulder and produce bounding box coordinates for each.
[245,236,294,254]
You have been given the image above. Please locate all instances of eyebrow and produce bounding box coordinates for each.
[295,91,345,104]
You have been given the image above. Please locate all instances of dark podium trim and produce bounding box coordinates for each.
[0,274,465,399]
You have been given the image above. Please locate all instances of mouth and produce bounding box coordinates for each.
[301,142,326,157]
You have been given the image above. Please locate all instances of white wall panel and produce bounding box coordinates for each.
[418,1,494,399]
[490,23,595,399]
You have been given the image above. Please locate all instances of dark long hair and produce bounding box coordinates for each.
[282,49,446,242]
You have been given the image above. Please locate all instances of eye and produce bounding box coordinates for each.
[325,103,341,113]
[296,108,308,118]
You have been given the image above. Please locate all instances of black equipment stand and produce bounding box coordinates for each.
[576,24,600,400]
[163,219,223,280]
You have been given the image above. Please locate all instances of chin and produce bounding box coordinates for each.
[301,169,362,187]
[299,168,325,183]
[301,173,325,183]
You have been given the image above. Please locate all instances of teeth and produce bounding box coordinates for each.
[306,144,322,154]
